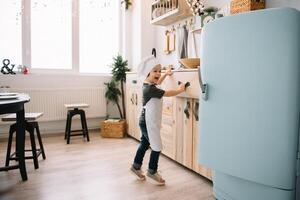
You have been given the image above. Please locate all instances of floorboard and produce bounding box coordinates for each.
[0,131,214,200]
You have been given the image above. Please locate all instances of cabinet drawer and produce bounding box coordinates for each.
[163,71,200,99]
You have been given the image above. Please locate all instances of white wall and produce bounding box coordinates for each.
[0,74,110,89]
[0,74,120,136]
[123,0,156,70]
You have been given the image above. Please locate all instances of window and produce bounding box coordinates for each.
[31,0,72,69]
[79,0,120,73]
[0,0,22,65]
[0,0,121,74]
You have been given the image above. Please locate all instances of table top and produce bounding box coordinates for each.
[0,93,30,115]
[0,93,30,106]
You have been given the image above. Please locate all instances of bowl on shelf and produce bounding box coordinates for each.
[179,58,200,69]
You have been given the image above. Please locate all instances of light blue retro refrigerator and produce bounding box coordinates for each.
[198,8,300,200]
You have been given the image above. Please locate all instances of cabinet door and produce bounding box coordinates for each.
[134,88,142,140]
[175,97,193,168]
[192,99,212,180]
[125,86,136,138]
[161,97,176,159]
[126,74,141,140]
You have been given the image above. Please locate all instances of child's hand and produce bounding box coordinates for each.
[165,65,173,76]
[178,83,186,92]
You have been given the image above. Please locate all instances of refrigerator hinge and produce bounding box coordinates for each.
[297,151,300,176]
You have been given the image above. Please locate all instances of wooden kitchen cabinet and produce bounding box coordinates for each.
[125,73,142,140]
[175,97,193,168]
[174,97,212,180]
[160,97,176,159]
[192,100,212,180]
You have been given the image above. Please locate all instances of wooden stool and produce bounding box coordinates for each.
[64,103,90,144]
[2,113,46,170]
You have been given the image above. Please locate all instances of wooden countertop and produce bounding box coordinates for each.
[126,68,198,74]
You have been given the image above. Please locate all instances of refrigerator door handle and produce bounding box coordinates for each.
[198,67,208,100]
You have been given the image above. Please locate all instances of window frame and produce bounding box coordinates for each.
[21,0,122,75]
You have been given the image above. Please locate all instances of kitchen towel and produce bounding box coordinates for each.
[176,25,188,59]
[188,28,198,57]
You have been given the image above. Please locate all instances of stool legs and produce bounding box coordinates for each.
[66,111,72,144]
[65,112,71,140]
[65,109,89,144]
[80,110,89,142]
[34,122,46,159]
[5,123,16,167]
[5,121,46,169]
[28,123,39,169]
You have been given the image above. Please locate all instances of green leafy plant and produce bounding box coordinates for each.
[104,54,129,119]
[122,0,132,10]
[104,80,123,119]
[111,54,130,119]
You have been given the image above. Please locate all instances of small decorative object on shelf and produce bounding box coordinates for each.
[200,7,218,27]
[185,0,205,16]
[23,66,29,75]
[1,59,16,75]
[121,0,132,10]
[230,0,265,15]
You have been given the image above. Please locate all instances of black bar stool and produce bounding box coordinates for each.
[64,103,90,144]
[2,113,46,170]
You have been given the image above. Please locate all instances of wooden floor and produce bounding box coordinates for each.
[0,131,214,200]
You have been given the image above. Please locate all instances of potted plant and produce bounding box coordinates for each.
[110,54,130,119]
[101,55,129,138]
[104,80,123,118]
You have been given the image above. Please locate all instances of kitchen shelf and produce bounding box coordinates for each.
[150,0,192,26]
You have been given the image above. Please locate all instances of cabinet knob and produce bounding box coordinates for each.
[178,81,190,88]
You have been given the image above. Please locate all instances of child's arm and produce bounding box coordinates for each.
[163,83,186,97]
[157,66,173,85]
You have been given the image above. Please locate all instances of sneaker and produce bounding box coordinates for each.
[130,166,146,181]
[146,171,165,186]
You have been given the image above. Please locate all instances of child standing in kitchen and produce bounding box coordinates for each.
[130,55,186,185]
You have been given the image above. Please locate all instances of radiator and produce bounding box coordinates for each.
[12,87,106,122]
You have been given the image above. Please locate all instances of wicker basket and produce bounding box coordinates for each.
[230,0,265,15]
[100,119,126,138]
